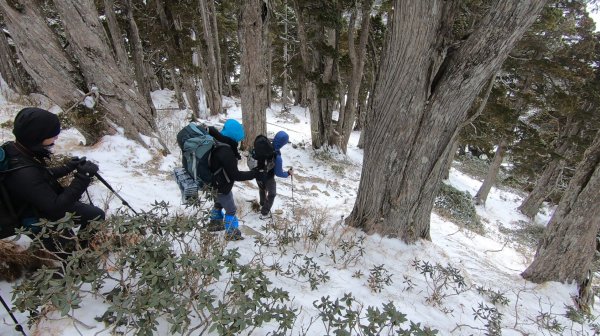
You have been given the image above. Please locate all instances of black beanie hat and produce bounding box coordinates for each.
[12,108,61,147]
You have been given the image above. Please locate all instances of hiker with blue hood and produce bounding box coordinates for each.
[206,119,262,240]
[250,131,293,219]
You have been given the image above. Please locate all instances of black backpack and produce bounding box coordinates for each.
[0,142,30,239]
[249,135,276,172]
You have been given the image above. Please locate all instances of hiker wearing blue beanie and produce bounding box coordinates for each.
[205,119,265,241]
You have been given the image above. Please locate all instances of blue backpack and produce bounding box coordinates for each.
[176,123,228,188]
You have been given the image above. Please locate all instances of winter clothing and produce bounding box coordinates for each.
[258,177,277,217]
[13,108,61,147]
[206,121,255,239]
[4,108,105,251]
[220,119,245,143]
[207,208,225,232]
[224,214,243,240]
[224,214,239,232]
[258,131,291,216]
[209,129,256,195]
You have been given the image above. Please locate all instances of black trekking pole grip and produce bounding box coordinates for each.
[0,294,27,336]
[93,173,139,216]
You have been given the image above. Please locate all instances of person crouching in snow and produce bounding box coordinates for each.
[206,119,262,240]
[3,107,105,253]
[257,131,293,219]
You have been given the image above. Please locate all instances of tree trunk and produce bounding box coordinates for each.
[124,0,157,121]
[281,0,290,107]
[103,0,131,75]
[522,130,600,285]
[337,0,373,153]
[518,159,562,218]
[0,29,26,94]
[170,68,186,109]
[199,0,222,115]
[293,0,325,148]
[53,0,156,145]
[0,0,82,107]
[239,0,268,145]
[519,119,582,218]
[443,139,460,180]
[183,75,200,119]
[346,0,546,243]
[474,139,507,205]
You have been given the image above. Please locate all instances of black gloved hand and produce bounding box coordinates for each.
[253,167,267,182]
[67,156,86,170]
[77,161,99,177]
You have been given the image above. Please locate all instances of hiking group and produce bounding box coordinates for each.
[0,107,293,254]
[175,119,293,240]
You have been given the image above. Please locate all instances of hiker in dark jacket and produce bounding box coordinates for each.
[257,131,293,219]
[207,119,261,240]
[4,107,105,252]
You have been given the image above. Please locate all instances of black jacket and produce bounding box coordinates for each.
[208,126,241,160]
[3,142,92,221]
[209,141,255,194]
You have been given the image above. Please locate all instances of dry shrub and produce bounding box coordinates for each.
[0,240,57,282]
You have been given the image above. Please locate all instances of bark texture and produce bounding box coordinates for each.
[239,0,268,144]
[346,0,546,243]
[53,0,155,144]
[0,0,82,106]
[199,0,222,115]
[0,28,26,94]
[522,130,600,284]
[336,0,373,153]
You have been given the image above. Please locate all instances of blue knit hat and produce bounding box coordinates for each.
[220,119,245,142]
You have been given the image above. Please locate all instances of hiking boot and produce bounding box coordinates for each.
[224,228,244,241]
[259,212,272,220]
[205,219,224,232]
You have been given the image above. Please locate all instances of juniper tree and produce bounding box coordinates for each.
[347,0,546,243]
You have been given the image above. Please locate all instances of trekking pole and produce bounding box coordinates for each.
[93,173,139,216]
[290,168,295,216]
[0,293,27,336]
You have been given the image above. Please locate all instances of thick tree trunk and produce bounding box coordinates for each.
[199,0,222,115]
[0,0,82,107]
[519,120,582,218]
[0,29,26,94]
[346,0,545,243]
[103,0,131,75]
[337,0,373,153]
[53,0,155,145]
[239,0,268,145]
[522,130,600,285]
[293,0,325,148]
[474,139,507,205]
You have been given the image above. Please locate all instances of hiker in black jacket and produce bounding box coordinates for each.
[4,107,105,252]
[206,119,262,240]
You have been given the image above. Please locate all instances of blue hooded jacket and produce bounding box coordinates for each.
[220,119,245,142]
[272,131,289,178]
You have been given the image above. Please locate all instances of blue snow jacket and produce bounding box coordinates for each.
[271,131,290,178]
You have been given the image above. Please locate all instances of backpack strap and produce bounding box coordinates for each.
[208,142,232,185]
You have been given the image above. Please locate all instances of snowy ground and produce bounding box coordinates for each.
[0,86,596,335]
